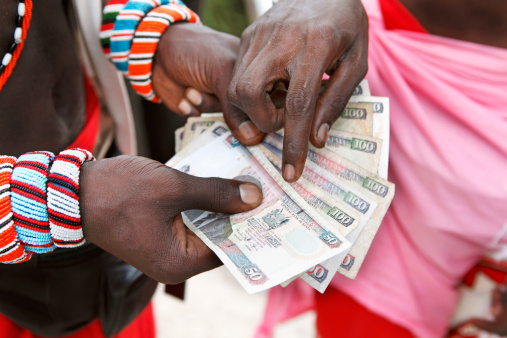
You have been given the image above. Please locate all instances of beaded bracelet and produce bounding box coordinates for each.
[0,156,32,263]
[109,0,174,75]
[107,0,188,73]
[11,151,56,254]
[128,4,200,103]
[0,0,33,92]
[99,0,129,58]
[47,149,95,249]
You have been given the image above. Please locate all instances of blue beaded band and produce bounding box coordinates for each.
[11,151,55,254]
[109,0,184,75]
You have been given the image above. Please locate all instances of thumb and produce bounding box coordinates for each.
[176,172,263,214]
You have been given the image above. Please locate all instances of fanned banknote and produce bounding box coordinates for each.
[169,79,395,292]
[331,103,374,136]
[257,134,394,285]
[168,122,350,293]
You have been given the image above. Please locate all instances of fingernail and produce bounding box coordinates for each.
[238,121,260,140]
[178,99,192,115]
[186,89,202,106]
[283,164,295,182]
[317,123,329,146]
[239,184,262,205]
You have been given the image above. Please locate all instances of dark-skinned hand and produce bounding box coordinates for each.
[228,0,369,182]
[451,282,507,337]
[79,155,262,284]
[152,23,265,145]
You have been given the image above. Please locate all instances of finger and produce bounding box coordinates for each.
[165,214,221,283]
[223,104,265,146]
[152,66,201,117]
[212,58,264,145]
[185,88,223,113]
[467,318,505,334]
[310,41,368,148]
[282,62,325,182]
[228,49,283,133]
[176,172,263,213]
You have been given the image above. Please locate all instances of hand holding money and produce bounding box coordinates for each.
[80,155,262,285]
[168,80,395,293]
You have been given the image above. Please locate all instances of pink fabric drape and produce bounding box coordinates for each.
[257,0,507,337]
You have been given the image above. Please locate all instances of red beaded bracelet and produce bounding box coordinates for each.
[0,156,32,264]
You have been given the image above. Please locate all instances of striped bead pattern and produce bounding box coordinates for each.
[0,156,32,263]
[48,149,95,249]
[100,0,129,58]
[0,0,33,92]
[128,4,200,102]
[110,0,184,74]
[11,151,56,254]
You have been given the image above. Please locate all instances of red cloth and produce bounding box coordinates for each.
[66,75,101,153]
[315,3,425,336]
[0,302,155,338]
[315,288,414,338]
[379,0,428,33]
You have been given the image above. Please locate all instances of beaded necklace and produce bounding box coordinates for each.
[0,0,33,92]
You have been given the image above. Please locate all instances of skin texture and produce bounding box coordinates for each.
[80,156,262,284]
[228,0,369,182]
[152,24,263,145]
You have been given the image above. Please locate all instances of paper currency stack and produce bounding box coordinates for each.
[167,80,395,294]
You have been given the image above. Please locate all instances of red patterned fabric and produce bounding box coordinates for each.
[0,302,155,338]
[315,287,414,338]
[379,0,428,33]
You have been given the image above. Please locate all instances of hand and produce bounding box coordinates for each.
[79,155,263,284]
[228,0,369,182]
[152,23,263,145]
[452,283,507,336]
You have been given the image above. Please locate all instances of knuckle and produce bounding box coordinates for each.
[286,87,313,118]
[227,85,239,105]
[210,179,232,210]
[236,80,257,100]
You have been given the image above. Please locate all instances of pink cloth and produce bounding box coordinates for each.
[258,1,507,337]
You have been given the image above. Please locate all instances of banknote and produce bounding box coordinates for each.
[352,79,371,96]
[259,134,394,280]
[331,103,374,136]
[167,123,351,293]
[175,126,185,153]
[181,115,225,148]
[257,146,362,240]
[277,129,381,172]
[349,96,390,179]
[257,143,363,238]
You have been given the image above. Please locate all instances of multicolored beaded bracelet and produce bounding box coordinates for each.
[0,0,33,92]
[0,156,32,264]
[11,151,56,254]
[47,149,95,249]
[108,0,186,74]
[110,0,168,75]
[128,4,200,103]
[99,0,129,58]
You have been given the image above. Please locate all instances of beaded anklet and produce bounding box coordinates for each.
[48,149,95,249]
[128,4,200,103]
[0,156,31,263]
[11,151,56,254]
[0,0,33,92]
